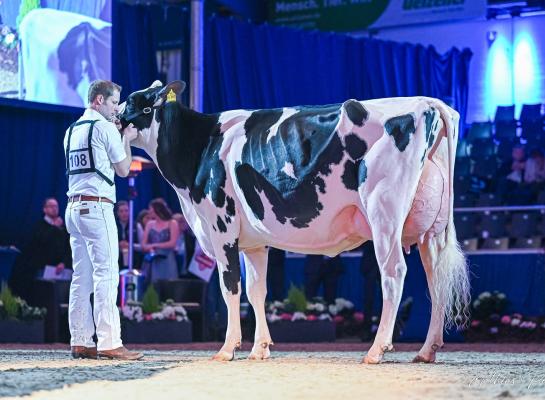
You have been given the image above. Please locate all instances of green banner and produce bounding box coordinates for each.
[268,0,486,32]
[268,0,391,32]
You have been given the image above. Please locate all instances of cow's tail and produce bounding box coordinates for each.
[427,100,470,329]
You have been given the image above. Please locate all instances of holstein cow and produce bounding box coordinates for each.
[120,81,470,364]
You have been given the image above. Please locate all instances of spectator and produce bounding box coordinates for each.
[141,198,179,282]
[9,198,72,300]
[172,212,190,276]
[359,241,381,341]
[496,145,533,204]
[115,200,141,269]
[304,254,344,304]
[267,247,286,302]
[136,209,151,245]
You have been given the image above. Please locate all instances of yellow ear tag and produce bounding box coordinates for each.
[166,89,176,103]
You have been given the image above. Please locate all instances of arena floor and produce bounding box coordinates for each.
[1,343,544,399]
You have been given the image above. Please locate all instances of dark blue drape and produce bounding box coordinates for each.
[112,1,180,218]
[0,100,80,246]
[204,16,472,127]
[112,2,158,95]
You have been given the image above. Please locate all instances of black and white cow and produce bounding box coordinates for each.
[120,81,470,364]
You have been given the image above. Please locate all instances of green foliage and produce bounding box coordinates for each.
[286,284,307,313]
[141,284,161,314]
[471,291,508,320]
[17,0,40,30]
[0,282,20,319]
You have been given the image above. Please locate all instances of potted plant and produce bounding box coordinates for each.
[265,285,337,342]
[120,284,192,343]
[0,283,47,343]
[464,291,545,342]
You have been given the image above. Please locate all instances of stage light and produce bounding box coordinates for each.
[514,31,540,113]
[485,34,513,119]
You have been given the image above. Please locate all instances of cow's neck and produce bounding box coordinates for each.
[155,104,220,193]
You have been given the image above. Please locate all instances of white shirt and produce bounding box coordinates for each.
[64,109,126,201]
[525,157,545,183]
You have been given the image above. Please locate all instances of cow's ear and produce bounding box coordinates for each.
[154,80,186,106]
[150,80,163,88]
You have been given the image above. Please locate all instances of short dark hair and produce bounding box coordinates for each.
[137,209,149,226]
[116,200,129,209]
[149,198,173,221]
[88,80,122,103]
[43,197,58,208]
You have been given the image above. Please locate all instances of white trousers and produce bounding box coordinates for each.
[65,200,122,351]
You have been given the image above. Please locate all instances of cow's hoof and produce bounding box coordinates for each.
[211,350,235,362]
[412,354,436,363]
[361,353,383,364]
[248,342,272,360]
[211,342,241,362]
[413,343,441,363]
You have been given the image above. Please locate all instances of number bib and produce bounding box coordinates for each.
[65,119,114,185]
[68,148,91,171]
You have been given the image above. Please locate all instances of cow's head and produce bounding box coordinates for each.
[118,80,186,156]
[119,80,186,130]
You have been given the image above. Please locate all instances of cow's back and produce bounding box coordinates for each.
[219,97,438,255]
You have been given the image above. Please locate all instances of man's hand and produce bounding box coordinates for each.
[53,217,64,227]
[123,124,138,142]
[55,263,65,275]
[119,240,129,250]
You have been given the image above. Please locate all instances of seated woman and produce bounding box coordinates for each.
[141,198,179,283]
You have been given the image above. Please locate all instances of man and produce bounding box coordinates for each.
[359,241,381,341]
[304,254,344,304]
[9,198,72,300]
[64,80,142,360]
[172,212,190,276]
[115,200,141,269]
[266,248,285,302]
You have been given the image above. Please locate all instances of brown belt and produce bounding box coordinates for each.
[68,195,114,205]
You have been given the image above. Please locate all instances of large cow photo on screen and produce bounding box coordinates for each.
[0,1,111,107]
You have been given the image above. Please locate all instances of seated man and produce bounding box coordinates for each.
[9,197,72,301]
[496,145,533,205]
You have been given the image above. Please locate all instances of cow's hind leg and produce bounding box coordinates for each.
[362,228,407,364]
[212,240,242,361]
[414,228,469,363]
[413,236,444,363]
[243,247,273,360]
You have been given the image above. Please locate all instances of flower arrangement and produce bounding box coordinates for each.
[0,283,47,321]
[0,25,18,51]
[265,284,354,323]
[465,291,545,342]
[119,285,188,323]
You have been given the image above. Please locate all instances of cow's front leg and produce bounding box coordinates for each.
[212,240,242,362]
[243,247,273,360]
[362,220,407,364]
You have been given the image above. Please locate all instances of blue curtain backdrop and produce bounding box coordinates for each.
[1,11,472,248]
[203,16,472,127]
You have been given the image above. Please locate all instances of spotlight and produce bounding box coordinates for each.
[486,31,498,47]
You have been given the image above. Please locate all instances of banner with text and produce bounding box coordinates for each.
[268,0,487,32]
